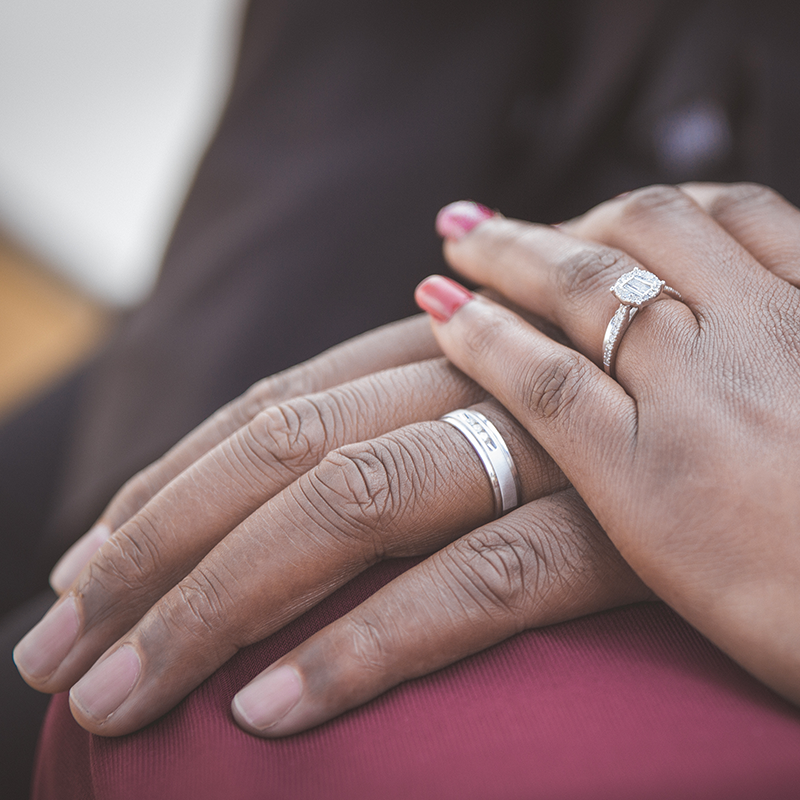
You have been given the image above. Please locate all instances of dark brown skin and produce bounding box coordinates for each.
[13,312,647,737]
[19,181,792,739]
[430,183,800,709]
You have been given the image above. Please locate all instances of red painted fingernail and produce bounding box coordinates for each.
[415,275,474,322]
[435,201,495,240]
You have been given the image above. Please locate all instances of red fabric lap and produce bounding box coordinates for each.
[33,559,800,800]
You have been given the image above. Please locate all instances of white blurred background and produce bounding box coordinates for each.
[0,0,245,306]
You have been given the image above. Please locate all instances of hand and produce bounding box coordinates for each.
[49,313,446,583]
[419,185,800,705]
[14,314,648,737]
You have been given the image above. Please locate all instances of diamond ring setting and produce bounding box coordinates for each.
[602,268,681,378]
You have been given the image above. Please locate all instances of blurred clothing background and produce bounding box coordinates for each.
[4,2,800,798]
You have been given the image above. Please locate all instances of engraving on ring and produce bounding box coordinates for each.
[439,409,520,517]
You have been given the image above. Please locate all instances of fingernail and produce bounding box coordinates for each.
[70,645,141,722]
[13,596,80,680]
[415,275,474,322]
[233,665,303,731]
[50,523,112,593]
[435,201,495,240]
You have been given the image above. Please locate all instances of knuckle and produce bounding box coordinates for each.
[305,440,409,553]
[243,397,330,478]
[444,525,531,623]
[346,614,393,674]
[523,351,592,424]
[444,499,600,624]
[164,566,241,653]
[618,184,692,222]
[705,182,781,219]
[87,510,164,593]
[554,245,628,302]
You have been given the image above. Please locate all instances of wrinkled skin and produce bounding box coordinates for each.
[14,314,646,736]
[429,182,800,709]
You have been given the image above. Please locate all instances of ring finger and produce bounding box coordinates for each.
[22,401,566,735]
[434,211,695,381]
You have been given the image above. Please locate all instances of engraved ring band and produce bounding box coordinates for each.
[440,409,521,518]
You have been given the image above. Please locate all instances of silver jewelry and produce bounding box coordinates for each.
[603,268,681,378]
[440,409,520,517]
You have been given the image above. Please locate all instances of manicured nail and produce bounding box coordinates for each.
[415,275,474,322]
[50,523,112,593]
[232,665,303,731]
[13,596,80,680]
[435,201,495,240]
[70,645,141,722]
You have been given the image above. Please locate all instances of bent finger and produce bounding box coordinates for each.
[435,211,695,376]
[51,315,441,593]
[231,488,651,736]
[562,184,782,308]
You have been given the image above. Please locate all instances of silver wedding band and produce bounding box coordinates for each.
[603,267,682,379]
[440,409,520,517]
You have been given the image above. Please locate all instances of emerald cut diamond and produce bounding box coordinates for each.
[612,268,664,305]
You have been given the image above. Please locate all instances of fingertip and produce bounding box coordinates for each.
[414,275,474,323]
[232,664,304,737]
[435,201,495,240]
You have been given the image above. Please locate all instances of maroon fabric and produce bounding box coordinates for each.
[33,559,800,800]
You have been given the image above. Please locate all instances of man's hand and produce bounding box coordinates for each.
[14,314,648,737]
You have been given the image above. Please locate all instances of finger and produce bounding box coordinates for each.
[52,403,565,735]
[438,212,696,370]
[49,315,441,593]
[562,184,785,307]
[16,358,485,693]
[231,488,651,736]
[679,182,800,286]
[417,282,635,518]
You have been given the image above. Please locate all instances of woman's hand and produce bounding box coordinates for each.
[13,314,648,737]
[419,185,800,706]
